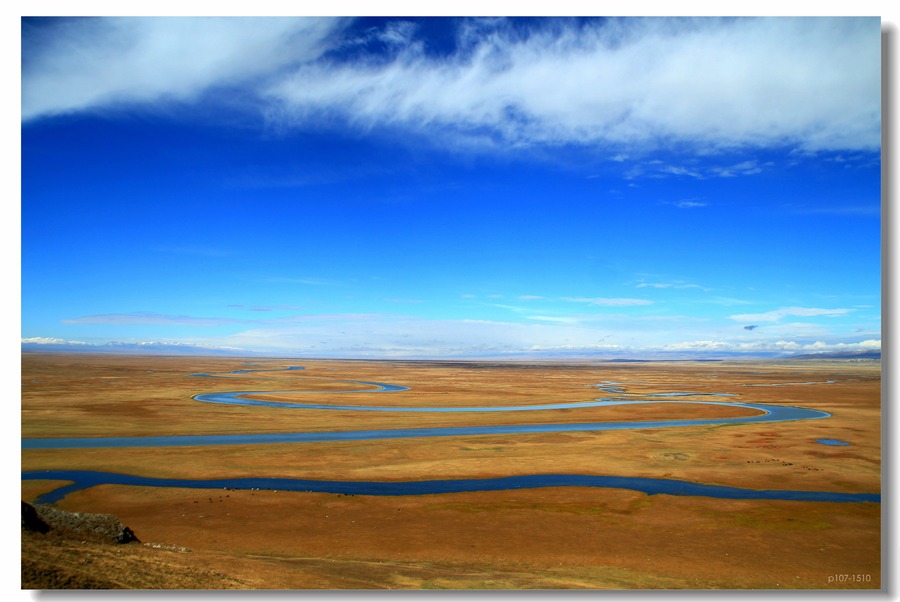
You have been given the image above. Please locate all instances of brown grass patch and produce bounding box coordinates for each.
[22,353,881,589]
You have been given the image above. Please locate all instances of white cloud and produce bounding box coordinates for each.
[854,339,882,350]
[24,17,881,153]
[191,317,886,358]
[21,338,245,354]
[21,337,86,345]
[266,17,880,152]
[660,338,880,355]
[221,317,616,357]
[61,311,243,327]
[705,296,754,306]
[658,166,704,178]
[33,309,880,359]
[635,280,707,289]
[258,276,341,286]
[563,297,654,306]
[219,311,708,357]
[709,160,765,177]
[630,158,771,181]
[666,200,707,208]
[495,296,653,312]
[525,315,582,324]
[490,303,534,314]
[729,307,853,323]
[231,305,305,312]
[22,17,345,121]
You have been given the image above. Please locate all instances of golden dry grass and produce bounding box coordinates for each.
[21,353,881,589]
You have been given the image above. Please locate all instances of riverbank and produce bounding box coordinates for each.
[21,353,882,589]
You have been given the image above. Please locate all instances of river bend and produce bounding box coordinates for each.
[22,365,877,505]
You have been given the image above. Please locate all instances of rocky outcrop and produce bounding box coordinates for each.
[22,501,139,544]
[21,501,51,534]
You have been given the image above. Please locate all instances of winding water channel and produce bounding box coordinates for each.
[22,366,879,504]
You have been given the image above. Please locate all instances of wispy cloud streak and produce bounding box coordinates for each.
[729,307,853,323]
[62,312,244,327]
[24,17,881,154]
[266,17,880,152]
[562,297,653,306]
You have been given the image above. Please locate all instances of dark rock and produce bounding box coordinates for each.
[21,501,51,534]
[22,501,140,544]
[116,526,138,544]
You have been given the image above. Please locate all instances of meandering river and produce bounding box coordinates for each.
[22,366,878,505]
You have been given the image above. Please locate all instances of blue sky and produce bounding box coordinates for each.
[20,16,883,358]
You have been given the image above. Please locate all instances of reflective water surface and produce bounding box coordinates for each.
[22,365,877,505]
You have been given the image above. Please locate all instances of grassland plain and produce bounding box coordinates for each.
[21,353,881,590]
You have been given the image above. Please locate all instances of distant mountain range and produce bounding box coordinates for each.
[783,350,881,360]
[20,340,881,362]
